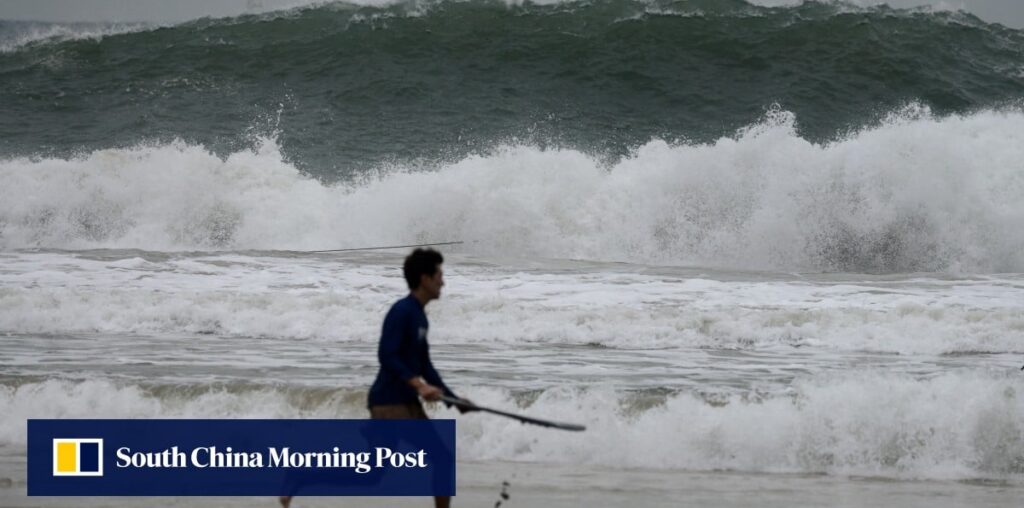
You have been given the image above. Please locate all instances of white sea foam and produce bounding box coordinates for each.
[0,379,369,448]
[0,22,152,53]
[2,372,1021,479]
[2,108,1024,273]
[459,371,1024,479]
[0,252,1021,354]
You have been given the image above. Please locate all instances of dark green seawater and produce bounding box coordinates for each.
[2,0,1023,178]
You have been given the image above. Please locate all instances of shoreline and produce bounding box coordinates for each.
[3,459,1022,507]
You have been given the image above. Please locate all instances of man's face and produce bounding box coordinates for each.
[420,265,444,300]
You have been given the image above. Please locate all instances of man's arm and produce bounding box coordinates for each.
[423,360,455,400]
[423,361,476,412]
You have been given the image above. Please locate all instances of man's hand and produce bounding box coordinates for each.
[409,376,443,401]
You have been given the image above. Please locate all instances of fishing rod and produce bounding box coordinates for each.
[441,396,586,432]
[306,241,464,253]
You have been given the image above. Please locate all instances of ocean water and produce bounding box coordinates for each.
[1,0,1023,506]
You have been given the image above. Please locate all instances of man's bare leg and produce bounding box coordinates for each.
[278,495,292,508]
[435,495,450,508]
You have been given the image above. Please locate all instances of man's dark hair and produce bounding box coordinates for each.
[403,248,444,290]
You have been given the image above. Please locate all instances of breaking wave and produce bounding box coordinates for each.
[2,372,1022,480]
[2,107,1023,273]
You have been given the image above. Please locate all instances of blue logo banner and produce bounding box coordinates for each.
[28,419,455,496]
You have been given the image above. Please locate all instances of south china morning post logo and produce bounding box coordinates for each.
[112,444,426,472]
[28,419,455,496]
[52,438,104,477]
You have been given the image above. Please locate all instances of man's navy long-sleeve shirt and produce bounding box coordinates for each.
[368,295,455,407]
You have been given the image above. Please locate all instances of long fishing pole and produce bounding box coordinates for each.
[441,395,586,432]
[306,241,464,253]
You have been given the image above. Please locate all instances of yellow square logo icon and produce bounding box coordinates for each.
[52,438,103,476]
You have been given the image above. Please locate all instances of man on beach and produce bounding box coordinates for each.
[366,248,470,508]
[368,248,461,418]
[280,248,469,508]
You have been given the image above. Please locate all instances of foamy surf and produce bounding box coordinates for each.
[2,371,1021,480]
[1,251,1022,354]
[2,107,1023,273]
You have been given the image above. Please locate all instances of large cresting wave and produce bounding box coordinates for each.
[2,107,1023,273]
[3,0,1023,170]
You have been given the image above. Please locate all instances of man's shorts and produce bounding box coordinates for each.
[369,402,428,420]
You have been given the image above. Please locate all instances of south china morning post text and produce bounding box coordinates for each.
[114,445,428,472]
[27,419,456,496]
